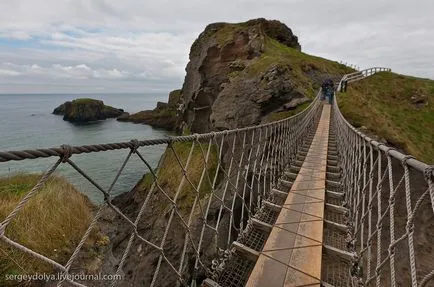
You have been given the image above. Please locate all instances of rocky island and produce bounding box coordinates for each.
[53,98,125,123]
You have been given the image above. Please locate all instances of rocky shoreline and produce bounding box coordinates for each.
[53,90,183,130]
[117,89,182,131]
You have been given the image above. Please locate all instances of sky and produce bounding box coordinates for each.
[0,0,433,94]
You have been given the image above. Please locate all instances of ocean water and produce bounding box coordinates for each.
[0,93,172,202]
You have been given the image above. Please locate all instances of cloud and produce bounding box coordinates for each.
[0,62,150,80]
[0,68,21,76]
[0,0,433,93]
[0,31,32,40]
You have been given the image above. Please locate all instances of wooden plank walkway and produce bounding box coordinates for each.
[246,104,331,287]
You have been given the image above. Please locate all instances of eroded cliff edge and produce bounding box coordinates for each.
[177,18,351,133]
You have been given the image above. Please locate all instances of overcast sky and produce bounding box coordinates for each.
[0,0,433,94]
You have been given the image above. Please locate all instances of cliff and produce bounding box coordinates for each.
[53,98,124,123]
[177,18,352,133]
[117,89,181,130]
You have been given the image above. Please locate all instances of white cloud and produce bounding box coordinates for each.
[0,69,21,76]
[0,0,433,93]
[0,62,136,80]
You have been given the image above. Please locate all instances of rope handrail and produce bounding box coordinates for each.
[1,66,432,287]
[333,67,434,287]
[336,67,432,176]
[0,92,318,163]
[0,91,323,286]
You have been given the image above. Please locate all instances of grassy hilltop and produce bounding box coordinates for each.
[338,72,434,163]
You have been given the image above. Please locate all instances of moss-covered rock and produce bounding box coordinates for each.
[53,98,124,123]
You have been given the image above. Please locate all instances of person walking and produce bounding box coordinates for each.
[321,80,328,101]
[326,79,335,104]
[321,79,334,103]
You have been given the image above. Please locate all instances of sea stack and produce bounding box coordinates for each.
[53,98,125,123]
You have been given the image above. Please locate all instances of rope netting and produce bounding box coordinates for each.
[334,68,434,287]
[0,92,322,286]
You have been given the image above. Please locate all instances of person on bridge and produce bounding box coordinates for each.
[321,79,334,104]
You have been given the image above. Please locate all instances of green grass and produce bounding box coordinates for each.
[246,37,353,98]
[338,72,434,163]
[136,142,218,213]
[71,98,99,104]
[192,21,353,98]
[0,174,104,285]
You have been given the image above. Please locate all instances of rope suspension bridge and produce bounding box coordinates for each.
[0,68,433,287]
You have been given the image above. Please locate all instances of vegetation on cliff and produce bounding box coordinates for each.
[117,89,181,130]
[0,174,105,286]
[53,98,124,123]
[338,72,434,163]
[134,141,218,212]
[179,18,353,133]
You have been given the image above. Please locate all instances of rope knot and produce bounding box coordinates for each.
[389,197,395,206]
[130,139,139,152]
[60,144,72,163]
[388,245,395,256]
[375,143,385,152]
[383,146,396,156]
[423,165,434,182]
[406,217,415,233]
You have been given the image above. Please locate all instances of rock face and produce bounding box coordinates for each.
[53,99,124,123]
[177,18,350,134]
[117,89,181,130]
[179,18,303,133]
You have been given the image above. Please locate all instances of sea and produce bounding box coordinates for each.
[0,93,173,203]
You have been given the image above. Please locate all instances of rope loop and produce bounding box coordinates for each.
[60,144,72,163]
[400,155,415,167]
[388,245,396,256]
[130,139,140,152]
[375,142,385,151]
[406,215,415,233]
[423,165,434,182]
[382,146,396,156]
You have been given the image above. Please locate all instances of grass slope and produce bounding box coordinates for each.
[247,37,353,97]
[338,72,434,163]
[205,20,354,100]
[136,142,218,213]
[0,174,104,285]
